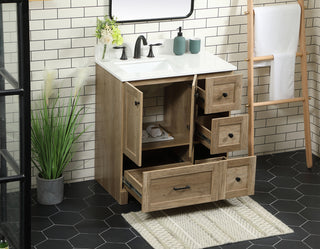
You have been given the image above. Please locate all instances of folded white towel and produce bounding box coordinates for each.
[254,4,301,100]
[146,125,163,138]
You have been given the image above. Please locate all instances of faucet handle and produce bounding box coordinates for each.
[113,46,127,60]
[147,43,162,58]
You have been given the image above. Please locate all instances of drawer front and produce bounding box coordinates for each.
[197,115,248,154]
[219,156,256,200]
[198,74,242,114]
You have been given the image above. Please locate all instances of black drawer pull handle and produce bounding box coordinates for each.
[222,92,228,97]
[173,185,190,191]
[134,101,140,106]
[235,177,241,182]
[228,133,234,138]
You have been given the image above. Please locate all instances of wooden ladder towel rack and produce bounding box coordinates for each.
[246,0,312,168]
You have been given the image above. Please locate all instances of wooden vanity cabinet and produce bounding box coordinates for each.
[95,65,256,212]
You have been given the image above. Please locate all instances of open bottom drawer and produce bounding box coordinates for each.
[124,161,221,212]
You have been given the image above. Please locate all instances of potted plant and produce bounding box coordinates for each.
[31,68,89,205]
[95,15,123,61]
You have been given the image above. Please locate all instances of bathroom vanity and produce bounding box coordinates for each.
[95,53,256,212]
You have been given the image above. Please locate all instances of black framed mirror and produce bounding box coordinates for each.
[110,0,194,23]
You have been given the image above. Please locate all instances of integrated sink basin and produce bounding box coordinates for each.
[96,53,237,81]
[113,59,173,74]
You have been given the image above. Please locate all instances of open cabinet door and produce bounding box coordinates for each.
[189,75,197,159]
[123,82,143,166]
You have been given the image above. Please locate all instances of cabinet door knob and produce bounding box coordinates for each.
[222,92,228,97]
[173,185,190,191]
[134,101,140,106]
[235,177,241,182]
[228,133,234,138]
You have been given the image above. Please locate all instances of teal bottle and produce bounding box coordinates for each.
[173,27,186,55]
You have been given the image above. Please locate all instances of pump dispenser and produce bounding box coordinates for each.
[173,27,186,55]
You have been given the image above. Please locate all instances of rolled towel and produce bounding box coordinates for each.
[146,125,163,138]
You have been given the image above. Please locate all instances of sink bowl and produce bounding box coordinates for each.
[113,59,173,74]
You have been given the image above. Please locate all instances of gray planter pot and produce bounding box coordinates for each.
[36,174,64,205]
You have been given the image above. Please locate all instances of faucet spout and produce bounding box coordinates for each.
[134,35,147,59]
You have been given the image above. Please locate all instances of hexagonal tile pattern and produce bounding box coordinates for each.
[270,188,302,200]
[75,219,109,234]
[49,211,83,225]
[69,234,105,248]
[30,151,320,249]
[272,200,304,212]
[101,228,135,243]
[43,225,78,239]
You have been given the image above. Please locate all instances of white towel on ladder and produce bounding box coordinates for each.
[254,3,301,100]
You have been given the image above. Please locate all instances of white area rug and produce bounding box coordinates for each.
[122,196,293,249]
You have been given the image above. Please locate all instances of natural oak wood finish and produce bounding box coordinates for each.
[189,75,198,159]
[219,156,256,199]
[95,65,127,204]
[197,74,242,114]
[196,115,248,154]
[246,0,312,168]
[123,82,143,166]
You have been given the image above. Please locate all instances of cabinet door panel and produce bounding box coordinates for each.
[123,82,143,166]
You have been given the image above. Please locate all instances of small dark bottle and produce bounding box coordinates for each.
[0,234,9,249]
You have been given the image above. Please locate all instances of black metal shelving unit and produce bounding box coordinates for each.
[0,0,30,248]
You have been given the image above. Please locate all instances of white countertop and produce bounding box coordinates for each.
[96,52,237,82]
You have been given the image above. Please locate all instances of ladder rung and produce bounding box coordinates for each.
[251,52,304,62]
[250,97,305,107]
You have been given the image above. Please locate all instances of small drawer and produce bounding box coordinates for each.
[124,161,222,212]
[196,115,248,154]
[219,156,256,199]
[197,74,242,114]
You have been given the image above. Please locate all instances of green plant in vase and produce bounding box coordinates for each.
[96,15,123,60]
[31,68,89,205]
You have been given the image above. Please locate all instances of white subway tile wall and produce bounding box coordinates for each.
[25,0,320,185]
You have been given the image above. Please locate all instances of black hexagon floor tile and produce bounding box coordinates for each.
[270,188,302,200]
[295,173,320,184]
[96,243,130,249]
[64,180,95,199]
[56,198,88,212]
[304,235,320,249]
[275,212,306,226]
[49,211,83,225]
[301,221,320,235]
[75,219,109,234]
[31,231,46,246]
[251,192,276,205]
[31,217,53,231]
[270,176,300,188]
[100,228,135,243]
[105,214,131,228]
[43,225,78,240]
[85,194,116,207]
[269,167,299,178]
[69,234,105,248]
[256,169,275,181]
[279,226,308,241]
[80,206,113,220]
[300,207,320,221]
[36,239,73,249]
[218,240,252,249]
[255,181,275,193]
[256,154,274,170]
[267,156,297,167]
[298,196,320,209]
[272,200,304,212]
[89,182,109,194]
[251,236,281,245]
[296,184,320,196]
[274,240,310,249]
[31,204,59,217]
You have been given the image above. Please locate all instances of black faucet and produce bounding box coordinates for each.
[133,35,147,59]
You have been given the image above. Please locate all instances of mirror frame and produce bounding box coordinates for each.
[110,0,194,23]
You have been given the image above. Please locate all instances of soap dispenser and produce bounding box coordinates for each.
[173,27,186,55]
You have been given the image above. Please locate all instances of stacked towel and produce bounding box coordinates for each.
[254,4,301,100]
